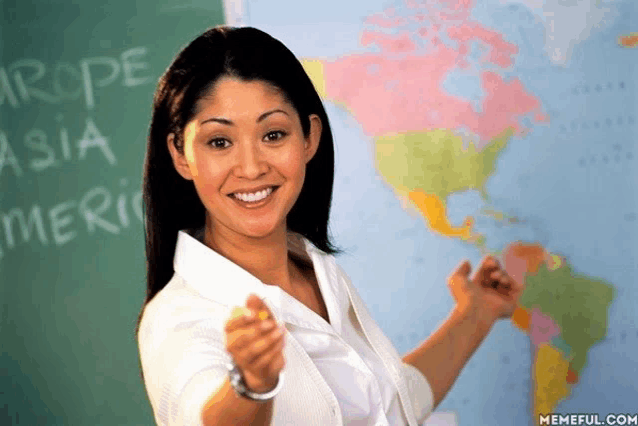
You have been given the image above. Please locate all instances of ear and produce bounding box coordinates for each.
[304,114,322,164]
[166,133,195,180]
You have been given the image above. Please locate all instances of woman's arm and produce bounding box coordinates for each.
[403,256,522,409]
[202,295,285,426]
[201,378,275,426]
[402,306,492,409]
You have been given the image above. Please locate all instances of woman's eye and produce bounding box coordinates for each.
[208,138,231,149]
[264,130,286,142]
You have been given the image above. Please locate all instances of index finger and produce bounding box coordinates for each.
[225,307,258,333]
[471,255,500,284]
[479,255,500,270]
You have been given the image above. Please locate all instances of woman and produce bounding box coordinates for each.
[137,25,522,426]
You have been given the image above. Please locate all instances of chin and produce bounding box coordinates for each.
[238,223,282,239]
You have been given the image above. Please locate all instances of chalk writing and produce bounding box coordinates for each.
[0,47,151,110]
[0,117,116,178]
[0,184,143,258]
[0,46,153,267]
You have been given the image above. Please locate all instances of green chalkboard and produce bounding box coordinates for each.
[1,1,225,424]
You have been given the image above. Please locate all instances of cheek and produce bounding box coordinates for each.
[192,158,227,199]
[193,177,227,215]
[278,148,307,182]
[197,179,218,199]
[199,169,224,194]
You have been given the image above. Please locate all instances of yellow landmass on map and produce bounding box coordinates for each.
[408,189,474,239]
[300,59,327,98]
[534,343,572,424]
[547,254,563,270]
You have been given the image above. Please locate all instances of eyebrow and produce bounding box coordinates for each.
[200,109,289,126]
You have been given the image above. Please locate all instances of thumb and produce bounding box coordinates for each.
[452,260,472,279]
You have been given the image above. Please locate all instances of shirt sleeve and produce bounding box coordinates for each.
[401,362,435,425]
[138,295,232,426]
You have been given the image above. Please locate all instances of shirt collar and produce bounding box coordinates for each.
[172,228,325,323]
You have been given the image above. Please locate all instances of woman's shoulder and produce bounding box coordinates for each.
[138,274,230,346]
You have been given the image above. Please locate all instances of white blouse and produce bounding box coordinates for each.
[273,247,407,425]
[137,228,434,425]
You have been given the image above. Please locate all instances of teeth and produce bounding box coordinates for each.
[233,187,273,202]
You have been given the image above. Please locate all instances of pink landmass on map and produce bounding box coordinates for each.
[360,31,416,54]
[323,49,542,144]
[530,307,561,346]
[322,0,545,147]
[447,23,518,68]
[503,246,529,289]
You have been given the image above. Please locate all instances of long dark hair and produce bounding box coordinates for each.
[138,26,341,328]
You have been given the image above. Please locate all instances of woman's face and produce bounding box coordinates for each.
[168,76,321,242]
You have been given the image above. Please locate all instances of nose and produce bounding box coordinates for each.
[234,140,267,179]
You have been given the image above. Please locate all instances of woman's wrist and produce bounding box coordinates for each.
[244,373,280,393]
[228,363,284,402]
[451,304,495,340]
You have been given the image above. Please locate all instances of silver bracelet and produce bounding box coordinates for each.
[227,362,284,402]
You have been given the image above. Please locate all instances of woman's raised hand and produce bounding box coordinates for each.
[447,255,523,331]
[224,294,286,393]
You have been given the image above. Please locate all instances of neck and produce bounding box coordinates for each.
[203,220,299,292]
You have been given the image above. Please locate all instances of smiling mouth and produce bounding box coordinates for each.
[229,186,279,204]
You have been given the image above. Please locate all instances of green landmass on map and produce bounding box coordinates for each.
[375,127,514,202]
[520,261,615,372]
